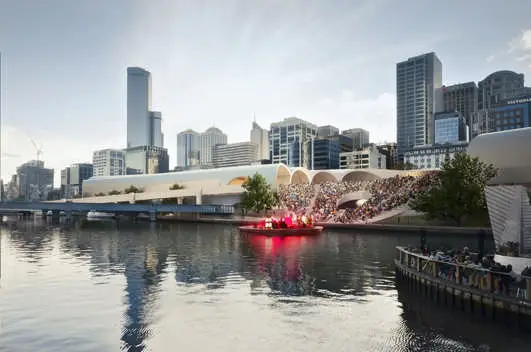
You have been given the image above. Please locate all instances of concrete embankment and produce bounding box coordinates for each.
[158,215,491,236]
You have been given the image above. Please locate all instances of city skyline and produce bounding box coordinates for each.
[1,1,531,183]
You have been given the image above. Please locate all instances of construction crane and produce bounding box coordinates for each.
[30,139,43,161]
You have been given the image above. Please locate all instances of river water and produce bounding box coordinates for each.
[0,220,529,352]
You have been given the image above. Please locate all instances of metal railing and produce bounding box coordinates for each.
[396,247,531,303]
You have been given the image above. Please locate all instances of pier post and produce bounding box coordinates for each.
[526,278,531,302]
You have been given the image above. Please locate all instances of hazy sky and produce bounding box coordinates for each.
[1,0,531,184]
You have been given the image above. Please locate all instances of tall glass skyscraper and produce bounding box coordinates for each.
[396,52,443,162]
[127,67,152,148]
[126,67,163,149]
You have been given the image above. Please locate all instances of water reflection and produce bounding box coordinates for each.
[0,221,527,352]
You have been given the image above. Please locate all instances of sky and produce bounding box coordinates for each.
[1,0,531,185]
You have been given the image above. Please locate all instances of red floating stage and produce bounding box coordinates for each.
[239,214,324,237]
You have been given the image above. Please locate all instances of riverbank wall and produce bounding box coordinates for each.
[158,215,491,236]
[395,246,531,331]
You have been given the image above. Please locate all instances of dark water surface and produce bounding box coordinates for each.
[0,220,529,352]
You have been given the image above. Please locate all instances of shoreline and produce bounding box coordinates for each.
[158,215,491,236]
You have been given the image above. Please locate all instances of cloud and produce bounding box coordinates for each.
[485,55,495,63]
[2,125,96,186]
[509,29,531,52]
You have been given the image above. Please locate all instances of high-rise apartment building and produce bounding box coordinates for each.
[92,149,126,177]
[250,121,269,162]
[269,117,318,167]
[126,67,163,149]
[396,52,443,161]
[342,128,369,150]
[442,82,477,138]
[200,127,227,166]
[212,142,257,168]
[177,129,201,168]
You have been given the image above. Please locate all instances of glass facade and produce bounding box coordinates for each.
[127,67,152,148]
[434,112,466,144]
[307,139,340,170]
[493,100,530,132]
[269,117,318,167]
[177,130,201,168]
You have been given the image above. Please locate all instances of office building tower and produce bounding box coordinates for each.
[269,117,318,167]
[92,149,126,177]
[492,95,531,132]
[127,67,152,148]
[250,121,270,162]
[442,82,477,138]
[200,127,227,166]
[434,112,466,144]
[478,71,526,110]
[342,128,370,150]
[16,160,54,201]
[212,142,258,168]
[317,125,339,138]
[306,134,353,170]
[125,145,169,175]
[61,163,93,198]
[177,129,201,168]
[396,52,443,161]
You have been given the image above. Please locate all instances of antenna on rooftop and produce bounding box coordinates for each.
[253,112,256,123]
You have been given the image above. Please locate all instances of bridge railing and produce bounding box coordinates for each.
[396,246,531,303]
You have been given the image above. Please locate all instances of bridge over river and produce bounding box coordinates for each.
[0,201,234,221]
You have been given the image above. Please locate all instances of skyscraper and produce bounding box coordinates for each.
[200,127,227,166]
[396,52,443,161]
[126,67,163,149]
[177,129,201,168]
[250,121,269,161]
[127,67,152,148]
[269,117,318,167]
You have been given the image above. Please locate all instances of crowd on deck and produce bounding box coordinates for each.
[404,245,529,299]
[277,172,439,224]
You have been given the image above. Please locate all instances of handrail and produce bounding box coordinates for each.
[396,246,531,303]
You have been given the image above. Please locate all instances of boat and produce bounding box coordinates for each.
[239,225,323,236]
[86,211,116,220]
[239,215,323,236]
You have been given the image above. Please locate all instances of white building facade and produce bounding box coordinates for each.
[92,149,126,177]
[250,121,269,161]
[200,127,228,166]
[339,145,387,170]
[404,141,468,170]
[212,142,258,168]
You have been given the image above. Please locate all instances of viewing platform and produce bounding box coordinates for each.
[394,246,531,330]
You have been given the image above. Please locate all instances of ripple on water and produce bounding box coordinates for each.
[0,223,530,351]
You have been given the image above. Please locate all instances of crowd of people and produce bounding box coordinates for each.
[277,172,439,224]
